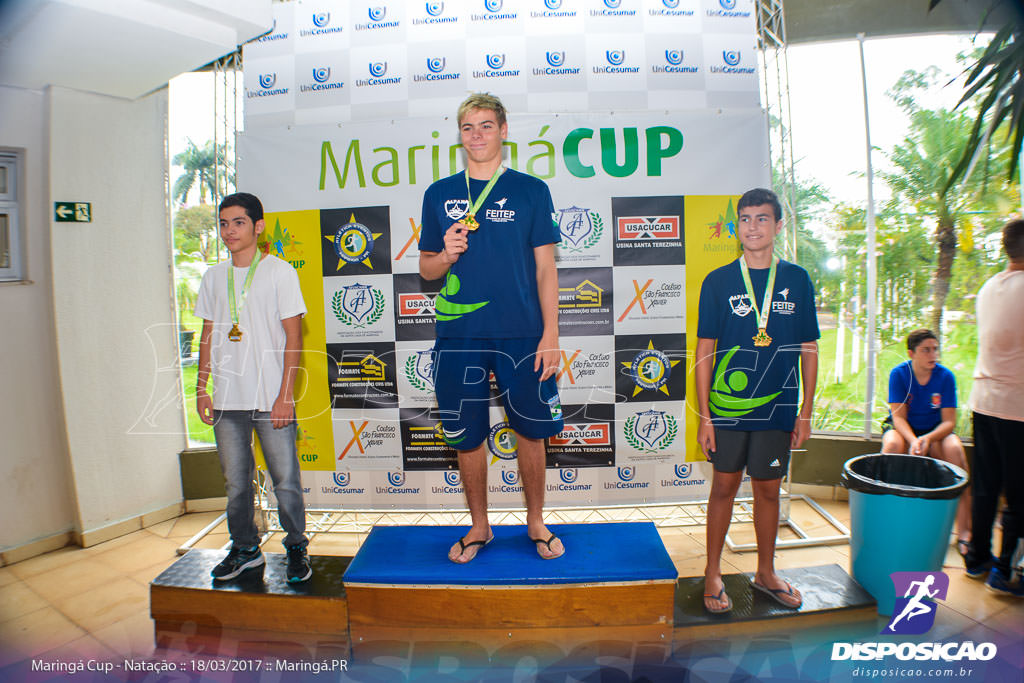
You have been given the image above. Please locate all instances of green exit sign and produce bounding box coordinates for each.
[55,202,91,222]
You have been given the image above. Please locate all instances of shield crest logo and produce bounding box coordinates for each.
[445,199,469,220]
[414,351,434,388]
[634,410,667,449]
[558,206,593,247]
[729,293,753,317]
[341,284,375,322]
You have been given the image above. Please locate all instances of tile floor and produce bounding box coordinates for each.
[0,496,1020,673]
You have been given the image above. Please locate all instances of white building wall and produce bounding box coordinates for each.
[0,85,76,551]
[48,86,186,540]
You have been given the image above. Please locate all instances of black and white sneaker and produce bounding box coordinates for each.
[286,543,312,583]
[211,545,265,581]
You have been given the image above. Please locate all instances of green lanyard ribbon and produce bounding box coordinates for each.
[462,166,503,229]
[738,255,778,346]
[228,253,262,325]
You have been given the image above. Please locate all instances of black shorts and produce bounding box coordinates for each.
[711,429,791,480]
[881,415,934,438]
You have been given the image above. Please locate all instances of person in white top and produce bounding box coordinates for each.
[966,219,1024,596]
[194,192,311,584]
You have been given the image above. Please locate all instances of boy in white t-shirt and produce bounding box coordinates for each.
[194,192,311,583]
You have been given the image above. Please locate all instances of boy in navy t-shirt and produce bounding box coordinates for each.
[695,188,819,613]
[419,93,565,564]
[882,328,971,555]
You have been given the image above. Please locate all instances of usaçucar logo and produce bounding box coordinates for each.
[710,346,781,417]
[622,340,681,397]
[326,213,382,271]
[331,284,386,328]
[624,410,678,452]
[556,206,603,251]
[404,350,435,391]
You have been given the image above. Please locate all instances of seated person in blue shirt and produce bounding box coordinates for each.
[882,328,971,555]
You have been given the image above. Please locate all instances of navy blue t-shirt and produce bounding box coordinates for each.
[419,168,559,338]
[697,259,820,431]
[887,360,957,433]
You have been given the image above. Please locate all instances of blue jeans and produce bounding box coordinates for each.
[212,410,307,548]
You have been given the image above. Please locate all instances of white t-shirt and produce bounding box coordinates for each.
[194,255,306,411]
[969,269,1024,422]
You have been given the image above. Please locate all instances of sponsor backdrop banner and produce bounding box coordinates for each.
[241,113,765,508]
[239,0,769,508]
[243,0,760,128]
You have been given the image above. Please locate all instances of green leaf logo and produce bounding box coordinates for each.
[709,346,781,417]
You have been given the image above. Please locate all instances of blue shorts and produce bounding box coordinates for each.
[431,337,564,450]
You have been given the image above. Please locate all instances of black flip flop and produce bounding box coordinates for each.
[752,580,802,609]
[449,534,493,564]
[530,534,565,559]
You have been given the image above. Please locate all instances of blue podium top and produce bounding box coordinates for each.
[343,522,678,586]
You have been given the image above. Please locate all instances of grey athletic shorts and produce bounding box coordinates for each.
[711,429,791,480]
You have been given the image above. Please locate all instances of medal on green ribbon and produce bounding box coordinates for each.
[227,254,262,342]
[461,166,503,231]
[738,255,778,347]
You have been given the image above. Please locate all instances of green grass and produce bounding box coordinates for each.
[814,319,977,436]
[181,363,215,444]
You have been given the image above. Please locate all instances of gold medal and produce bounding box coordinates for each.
[738,256,778,350]
[227,253,261,344]
[753,328,772,347]
[463,166,503,232]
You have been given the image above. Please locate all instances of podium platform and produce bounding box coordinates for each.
[149,522,876,664]
[343,522,678,660]
[150,550,352,659]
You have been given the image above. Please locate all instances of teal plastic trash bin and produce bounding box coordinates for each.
[841,453,968,615]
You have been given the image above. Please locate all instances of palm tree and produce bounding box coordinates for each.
[929,0,1024,180]
[882,69,1012,336]
[172,139,233,206]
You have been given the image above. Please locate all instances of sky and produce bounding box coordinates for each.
[167,33,986,214]
[786,33,985,208]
